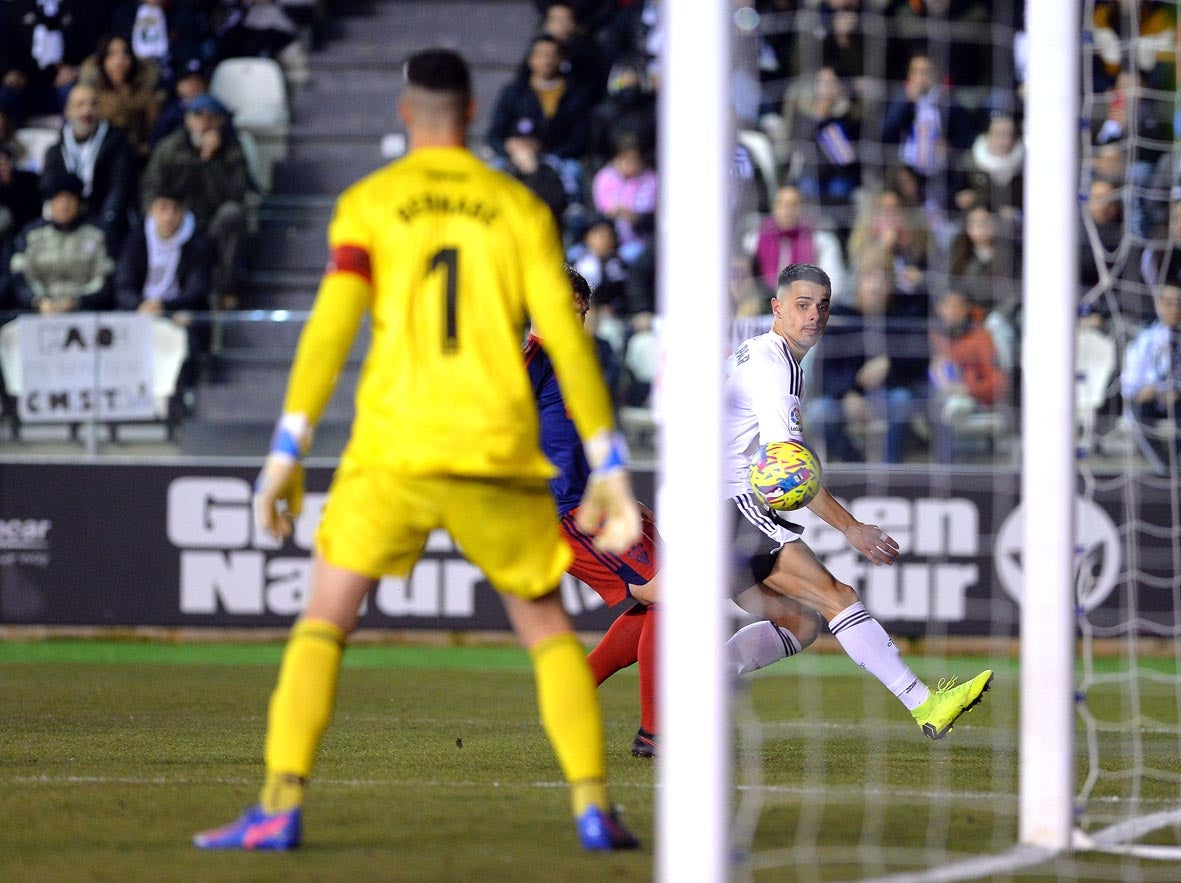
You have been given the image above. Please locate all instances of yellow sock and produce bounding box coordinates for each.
[260,618,345,812]
[570,779,609,818]
[529,632,607,817]
[260,772,305,814]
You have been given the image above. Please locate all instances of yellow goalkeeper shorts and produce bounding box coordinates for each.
[316,460,572,599]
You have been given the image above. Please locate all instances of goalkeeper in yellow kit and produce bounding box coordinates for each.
[193,48,641,852]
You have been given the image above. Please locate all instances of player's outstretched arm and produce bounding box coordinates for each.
[255,269,371,539]
[576,430,642,553]
[806,485,900,566]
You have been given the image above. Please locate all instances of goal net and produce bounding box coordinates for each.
[659,0,1181,880]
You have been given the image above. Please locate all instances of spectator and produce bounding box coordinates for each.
[1079,179,1124,291]
[755,184,847,299]
[42,83,137,255]
[626,0,663,84]
[788,67,861,208]
[1121,283,1181,466]
[79,34,164,164]
[811,257,929,464]
[1135,0,1177,91]
[755,0,804,92]
[891,0,995,88]
[1090,0,1122,95]
[953,113,1024,218]
[501,133,568,231]
[116,186,211,399]
[820,4,865,85]
[0,107,27,167]
[587,56,656,166]
[618,238,657,407]
[730,251,765,318]
[571,215,629,350]
[591,135,656,262]
[0,143,41,243]
[948,204,1020,286]
[1,142,41,304]
[217,0,308,86]
[1091,140,1126,188]
[141,93,249,307]
[539,2,606,98]
[928,288,1009,462]
[847,188,928,300]
[150,55,210,147]
[1141,201,1181,292]
[881,53,975,206]
[155,1,219,87]
[1095,69,1173,238]
[0,0,98,122]
[1142,102,1181,237]
[488,35,594,201]
[9,171,113,313]
[115,186,210,316]
[130,0,171,72]
[531,0,620,34]
[1130,76,1171,239]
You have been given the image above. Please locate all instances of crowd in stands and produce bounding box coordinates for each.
[485,0,1177,467]
[0,0,317,413]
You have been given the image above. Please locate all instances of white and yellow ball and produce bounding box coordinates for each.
[748,441,822,512]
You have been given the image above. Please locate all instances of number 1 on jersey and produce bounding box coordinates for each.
[429,247,459,352]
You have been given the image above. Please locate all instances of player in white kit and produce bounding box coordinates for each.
[723,263,992,740]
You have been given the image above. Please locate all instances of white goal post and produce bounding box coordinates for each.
[656,0,1086,879]
[1019,0,1078,853]
[656,2,733,882]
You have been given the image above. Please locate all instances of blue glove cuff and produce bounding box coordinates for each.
[269,423,304,461]
[592,431,630,474]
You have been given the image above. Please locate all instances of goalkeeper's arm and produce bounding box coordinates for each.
[522,212,641,553]
[254,268,371,538]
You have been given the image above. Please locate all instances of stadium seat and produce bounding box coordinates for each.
[210,58,291,193]
[737,129,779,210]
[236,129,263,188]
[210,58,290,130]
[13,126,61,173]
[1075,323,1116,454]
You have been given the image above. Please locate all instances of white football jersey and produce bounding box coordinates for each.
[723,330,806,499]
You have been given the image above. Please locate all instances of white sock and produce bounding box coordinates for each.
[828,602,930,710]
[726,620,803,674]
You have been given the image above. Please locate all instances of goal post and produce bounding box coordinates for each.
[1019,0,1079,852]
[656,1,732,882]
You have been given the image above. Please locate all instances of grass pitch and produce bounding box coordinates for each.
[1,641,1179,882]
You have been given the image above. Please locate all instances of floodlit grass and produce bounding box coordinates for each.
[1,642,1179,881]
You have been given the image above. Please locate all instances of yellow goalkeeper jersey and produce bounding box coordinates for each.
[291,145,612,477]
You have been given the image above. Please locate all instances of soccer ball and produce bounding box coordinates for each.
[748,441,822,512]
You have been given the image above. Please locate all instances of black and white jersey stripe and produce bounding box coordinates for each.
[777,335,804,396]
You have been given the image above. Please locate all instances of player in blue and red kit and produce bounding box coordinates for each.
[525,265,661,758]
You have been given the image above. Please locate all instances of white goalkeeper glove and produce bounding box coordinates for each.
[254,415,311,540]
[577,430,641,554]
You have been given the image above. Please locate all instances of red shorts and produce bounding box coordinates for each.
[559,504,661,606]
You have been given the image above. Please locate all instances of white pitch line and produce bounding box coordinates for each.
[3,774,1006,805]
[854,845,1057,883]
[13,774,1181,816]
[3,773,648,791]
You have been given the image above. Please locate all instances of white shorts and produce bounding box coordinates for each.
[728,492,802,595]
